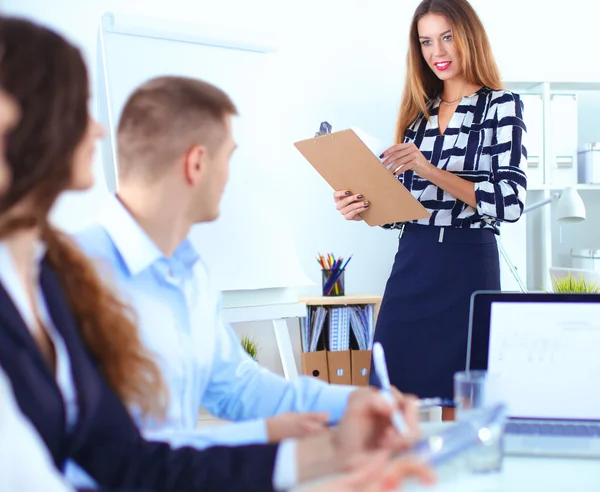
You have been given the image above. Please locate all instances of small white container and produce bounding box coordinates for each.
[577,143,600,184]
[571,249,600,271]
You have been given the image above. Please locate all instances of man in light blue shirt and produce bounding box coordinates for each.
[76,76,357,452]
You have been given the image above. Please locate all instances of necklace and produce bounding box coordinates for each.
[440,96,463,105]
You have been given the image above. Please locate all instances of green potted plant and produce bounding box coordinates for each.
[240,335,259,361]
[550,273,600,293]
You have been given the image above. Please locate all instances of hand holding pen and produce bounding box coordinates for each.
[332,386,422,470]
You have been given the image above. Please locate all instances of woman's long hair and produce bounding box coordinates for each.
[0,17,166,419]
[395,0,503,142]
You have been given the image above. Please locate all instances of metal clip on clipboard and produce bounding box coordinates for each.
[315,121,332,137]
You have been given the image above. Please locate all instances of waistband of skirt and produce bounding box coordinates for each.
[397,223,497,245]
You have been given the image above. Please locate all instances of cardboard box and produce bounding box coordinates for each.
[351,350,372,386]
[301,350,329,383]
[326,350,352,385]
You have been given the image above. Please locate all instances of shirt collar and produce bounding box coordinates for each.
[33,240,47,265]
[98,195,199,276]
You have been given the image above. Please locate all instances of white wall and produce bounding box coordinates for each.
[3,0,600,374]
[473,1,600,84]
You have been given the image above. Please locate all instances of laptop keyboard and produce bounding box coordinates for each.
[506,422,600,438]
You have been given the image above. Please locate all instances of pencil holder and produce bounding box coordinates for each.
[322,269,345,297]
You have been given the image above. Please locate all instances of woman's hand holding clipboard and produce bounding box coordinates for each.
[294,123,430,226]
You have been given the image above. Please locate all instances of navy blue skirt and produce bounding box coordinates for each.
[371,223,500,402]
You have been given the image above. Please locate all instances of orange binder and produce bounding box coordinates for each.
[301,350,330,383]
[351,349,372,386]
[327,350,352,385]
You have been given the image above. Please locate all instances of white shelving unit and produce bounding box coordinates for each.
[528,184,600,191]
[505,81,600,290]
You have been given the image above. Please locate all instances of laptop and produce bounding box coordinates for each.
[467,291,600,458]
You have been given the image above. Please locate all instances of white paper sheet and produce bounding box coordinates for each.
[350,126,391,161]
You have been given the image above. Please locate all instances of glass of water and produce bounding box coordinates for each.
[454,370,505,473]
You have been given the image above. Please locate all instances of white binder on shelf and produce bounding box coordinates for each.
[549,94,578,186]
[520,94,544,188]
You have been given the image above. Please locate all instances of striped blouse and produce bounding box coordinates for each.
[384,87,528,233]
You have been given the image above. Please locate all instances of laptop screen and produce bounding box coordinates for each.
[486,301,600,421]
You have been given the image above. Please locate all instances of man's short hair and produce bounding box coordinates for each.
[117,76,237,183]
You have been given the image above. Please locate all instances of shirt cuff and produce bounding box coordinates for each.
[272,439,297,491]
[315,384,356,423]
[473,181,494,217]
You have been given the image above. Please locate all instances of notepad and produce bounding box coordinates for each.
[294,129,430,226]
[347,306,375,351]
[301,306,328,353]
[329,307,350,351]
[350,127,390,160]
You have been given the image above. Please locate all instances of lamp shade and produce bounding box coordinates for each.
[556,187,586,223]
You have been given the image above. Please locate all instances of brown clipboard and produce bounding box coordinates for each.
[294,129,430,226]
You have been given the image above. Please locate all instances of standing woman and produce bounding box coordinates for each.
[334,0,527,418]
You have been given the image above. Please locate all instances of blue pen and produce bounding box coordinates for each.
[324,255,353,294]
[373,342,409,435]
[340,255,353,271]
[323,256,347,295]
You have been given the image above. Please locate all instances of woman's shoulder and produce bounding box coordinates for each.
[485,88,523,106]
[483,88,525,118]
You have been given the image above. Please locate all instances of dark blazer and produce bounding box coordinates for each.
[0,259,278,491]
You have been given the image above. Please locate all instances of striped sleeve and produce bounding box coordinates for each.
[474,92,528,222]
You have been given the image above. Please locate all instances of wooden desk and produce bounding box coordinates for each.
[299,294,382,321]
